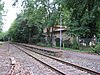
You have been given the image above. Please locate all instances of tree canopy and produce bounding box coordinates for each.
[57,0,100,38]
[0,0,4,32]
[8,0,100,44]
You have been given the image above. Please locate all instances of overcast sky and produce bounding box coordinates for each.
[2,0,21,32]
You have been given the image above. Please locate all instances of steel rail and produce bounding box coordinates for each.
[13,44,66,75]
[14,44,100,75]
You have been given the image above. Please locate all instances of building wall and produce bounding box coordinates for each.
[43,26,73,47]
[54,31,72,41]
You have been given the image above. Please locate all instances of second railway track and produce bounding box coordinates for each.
[13,44,100,75]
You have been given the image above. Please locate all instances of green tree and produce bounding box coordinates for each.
[0,31,9,41]
[56,0,100,38]
[10,0,100,46]
[13,0,61,45]
[9,10,40,43]
[0,0,4,32]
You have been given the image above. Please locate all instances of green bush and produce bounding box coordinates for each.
[97,38,100,44]
[71,39,79,49]
[31,37,38,44]
[55,38,60,47]
[46,44,51,47]
[92,44,100,54]
[36,42,51,47]
[31,35,40,44]
[36,42,46,47]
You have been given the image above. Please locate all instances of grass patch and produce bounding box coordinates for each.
[36,42,51,47]
[51,46,96,54]
[63,47,95,54]
[36,43,99,54]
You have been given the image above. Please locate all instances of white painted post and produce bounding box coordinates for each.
[60,14,62,50]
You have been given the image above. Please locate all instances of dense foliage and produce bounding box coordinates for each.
[0,0,4,32]
[0,31,8,41]
[92,44,100,54]
[0,0,5,41]
[56,0,100,38]
[8,13,39,43]
[7,0,100,46]
[9,0,60,44]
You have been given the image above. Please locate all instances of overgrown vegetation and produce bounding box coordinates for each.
[0,0,4,33]
[91,44,100,54]
[0,0,100,54]
[71,39,79,49]
[0,32,9,41]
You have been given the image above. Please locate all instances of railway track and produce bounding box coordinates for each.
[14,44,100,75]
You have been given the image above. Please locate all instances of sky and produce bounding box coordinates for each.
[2,0,21,32]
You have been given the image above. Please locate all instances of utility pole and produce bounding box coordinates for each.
[60,14,62,50]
